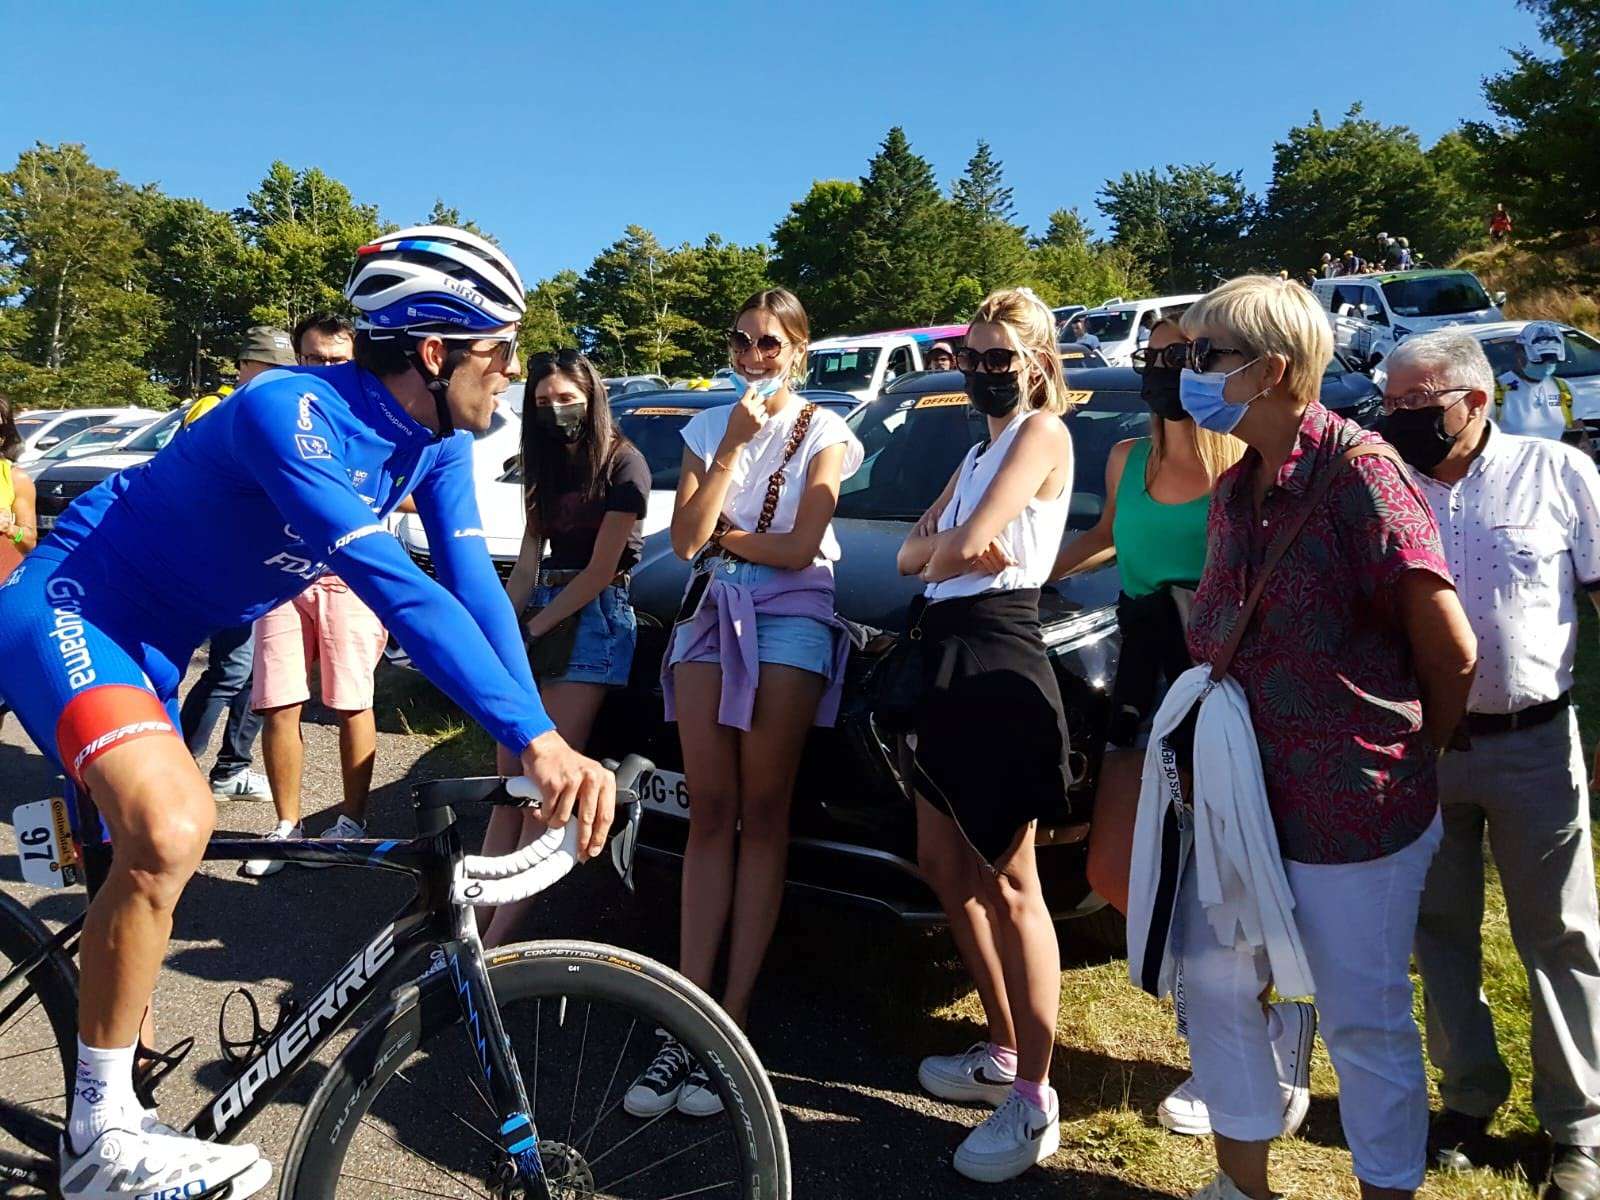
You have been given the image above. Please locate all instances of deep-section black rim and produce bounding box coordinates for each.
[0,892,78,1184]
[287,942,787,1200]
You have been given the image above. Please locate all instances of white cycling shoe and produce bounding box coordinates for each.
[59,1124,270,1199]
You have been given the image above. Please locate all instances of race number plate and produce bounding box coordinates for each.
[12,798,79,888]
[639,769,689,820]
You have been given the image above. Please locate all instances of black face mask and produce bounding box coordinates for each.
[534,402,586,444]
[1140,366,1188,423]
[1380,405,1459,472]
[964,370,1021,418]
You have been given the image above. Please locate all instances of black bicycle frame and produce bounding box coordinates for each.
[0,788,556,1197]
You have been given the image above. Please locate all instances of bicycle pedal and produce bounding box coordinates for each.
[132,1035,195,1109]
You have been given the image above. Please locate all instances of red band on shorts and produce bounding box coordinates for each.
[55,685,178,786]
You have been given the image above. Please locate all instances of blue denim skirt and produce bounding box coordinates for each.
[529,583,636,687]
[667,560,835,678]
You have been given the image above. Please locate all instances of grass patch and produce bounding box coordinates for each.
[372,662,493,770]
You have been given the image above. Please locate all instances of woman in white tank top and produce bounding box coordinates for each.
[894,288,1077,1182]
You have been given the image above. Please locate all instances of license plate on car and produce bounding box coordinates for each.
[12,798,79,888]
[639,769,689,819]
[36,514,53,531]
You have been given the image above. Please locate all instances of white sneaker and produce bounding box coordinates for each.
[1190,1170,1283,1199]
[241,821,302,878]
[952,1090,1059,1183]
[918,1043,1016,1105]
[212,769,272,801]
[59,1123,271,1199]
[677,1062,724,1118]
[304,814,366,869]
[1158,1000,1317,1138]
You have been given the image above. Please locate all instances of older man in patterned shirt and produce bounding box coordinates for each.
[1383,330,1600,1200]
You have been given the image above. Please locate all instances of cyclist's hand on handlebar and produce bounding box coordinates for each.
[520,730,616,860]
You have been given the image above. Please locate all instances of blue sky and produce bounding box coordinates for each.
[4,1,1544,284]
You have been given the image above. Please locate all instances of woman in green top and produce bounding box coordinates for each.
[1051,317,1244,908]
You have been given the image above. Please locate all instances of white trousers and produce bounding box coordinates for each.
[1177,814,1441,1191]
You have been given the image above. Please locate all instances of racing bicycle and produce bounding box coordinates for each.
[0,756,790,1198]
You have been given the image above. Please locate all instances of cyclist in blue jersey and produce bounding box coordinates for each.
[0,227,616,1199]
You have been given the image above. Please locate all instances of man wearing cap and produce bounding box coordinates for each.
[1380,330,1600,1200]
[1320,252,1339,279]
[175,325,299,801]
[926,341,956,372]
[1496,321,1573,441]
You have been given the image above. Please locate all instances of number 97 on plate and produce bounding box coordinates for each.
[12,798,80,888]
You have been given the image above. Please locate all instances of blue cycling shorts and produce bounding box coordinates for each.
[0,550,186,797]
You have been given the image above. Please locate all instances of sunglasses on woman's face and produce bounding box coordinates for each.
[1130,343,1189,373]
[956,346,1018,373]
[1186,337,1250,374]
[727,330,786,357]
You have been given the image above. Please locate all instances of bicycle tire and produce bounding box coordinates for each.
[283,939,790,1199]
[0,891,78,1171]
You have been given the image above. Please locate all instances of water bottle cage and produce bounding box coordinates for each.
[132,1036,195,1110]
[218,986,300,1067]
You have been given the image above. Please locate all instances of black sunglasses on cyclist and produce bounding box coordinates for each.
[727,330,786,356]
[1131,344,1190,373]
[1186,337,1250,374]
[956,346,1018,373]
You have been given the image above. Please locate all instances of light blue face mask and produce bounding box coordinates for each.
[730,371,785,398]
[1534,361,1559,380]
[1179,358,1264,434]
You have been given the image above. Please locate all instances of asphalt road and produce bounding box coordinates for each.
[0,660,1176,1200]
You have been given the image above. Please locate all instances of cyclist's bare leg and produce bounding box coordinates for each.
[78,735,213,1048]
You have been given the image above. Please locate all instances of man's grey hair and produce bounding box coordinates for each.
[1384,331,1496,399]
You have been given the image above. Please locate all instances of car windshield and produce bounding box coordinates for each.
[1080,311,1135,342]
[123,409,184,453]
[38,424,135,461]
[16,417,49,440]
[615,406,706,490]
[806,347,880,392]
[1481,329,1600,380]
[1381,273,1493,317]
[837,386,1146,529]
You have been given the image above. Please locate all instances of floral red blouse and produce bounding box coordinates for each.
[1188,402,1454,864]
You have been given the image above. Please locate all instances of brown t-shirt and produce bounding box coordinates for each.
[539,442,650,571]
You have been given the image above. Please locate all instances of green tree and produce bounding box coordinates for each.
[136,194,254,396]
[0,142,163,407]
[1028,209,1151,310]
[1258,105,1482,270]
[1464,0,1600,239]
[235,162,382,329]
[1097,163,1257,291]
[518,269,582,358]
[949,139,1030,297]
[673,235,771,371]
[575,225,696,375]
[424,200,495,242]
[770,179,863,335]
[843,127,958,328]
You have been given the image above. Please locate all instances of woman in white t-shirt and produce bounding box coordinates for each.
[896,288,1076,1183]
[625,288,863,1120]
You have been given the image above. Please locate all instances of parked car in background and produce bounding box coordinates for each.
[1313,268,1506,364]
[1058,342,1109,370]
[1052,304,1088,337]
[20,411,160,468]
[1077,294,1205,367]
[1369,320,1600,420]
[15,407,151,465]
[604,374,670,401]
[807,333,933,405]
[32,407,186,533]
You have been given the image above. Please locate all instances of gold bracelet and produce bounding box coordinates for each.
[709,456,735,473]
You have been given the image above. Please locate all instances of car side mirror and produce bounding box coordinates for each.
[35,436,59,450]
[1493,290,1507,306]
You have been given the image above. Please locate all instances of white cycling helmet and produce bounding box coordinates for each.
[345,225,526,336]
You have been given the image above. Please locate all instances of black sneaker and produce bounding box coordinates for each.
[1429,1108,1491,1173]
[677,1061,724,1117]
[624,1034,692,1118]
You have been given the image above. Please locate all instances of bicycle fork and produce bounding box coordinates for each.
[445,905,552,1200]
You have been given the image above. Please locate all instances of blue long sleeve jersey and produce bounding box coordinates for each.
[42,363,552,752]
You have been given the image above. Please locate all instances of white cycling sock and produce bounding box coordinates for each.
[67,1038,142,1153]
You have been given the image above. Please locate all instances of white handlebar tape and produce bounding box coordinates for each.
[453,819,579,907]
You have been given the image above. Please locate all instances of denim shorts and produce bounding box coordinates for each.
[529,583,636,687]
[668,559,835,678]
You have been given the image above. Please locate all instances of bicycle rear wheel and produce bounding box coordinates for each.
[284,939,790,1199]
[0,891,78,1191]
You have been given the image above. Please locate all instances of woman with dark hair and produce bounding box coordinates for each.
[477,348,650,947]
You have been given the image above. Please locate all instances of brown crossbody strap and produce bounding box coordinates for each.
[753,403,817,534]
[1209,442,1402,683]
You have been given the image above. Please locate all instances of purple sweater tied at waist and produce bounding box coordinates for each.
[661,563,851,732]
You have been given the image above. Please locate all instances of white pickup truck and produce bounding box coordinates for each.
[805,334,929,406]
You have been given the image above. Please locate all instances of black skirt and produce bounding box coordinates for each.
[907,588,1072,865]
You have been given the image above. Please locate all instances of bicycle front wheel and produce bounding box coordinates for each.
[0,890,78,1187]
[284,939,790,1200]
